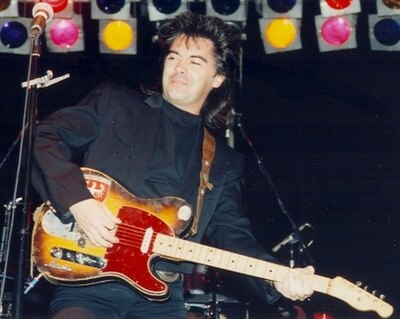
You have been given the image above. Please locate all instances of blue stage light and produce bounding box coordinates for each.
[152,0,181,15]
[0,20,27,48]
[210,0,241,16]
[206,0,247,21]
[96,0,126,14]
[373,18,400,46]
[267,0,296,13]
[147,0,187,22]
[260,0,302,19]
[91,0,130,20]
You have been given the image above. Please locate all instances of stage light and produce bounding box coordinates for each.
[39,0,74,19]
[147,0,188,22]
[46,15,84,52]
[259,17,302,53]
[319,0,361,17]
[0,17,30,54]
[369,15,400,51]
[99,18,136,54]
[376,0,400,16]
[315,14,357,51]
[91,0,131,20]
[205,0,247,21]
[261,0,303,19]
[0,0,18,17]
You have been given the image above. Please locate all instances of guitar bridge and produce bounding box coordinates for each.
[50,247,106,269]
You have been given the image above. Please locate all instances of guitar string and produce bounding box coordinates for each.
[112,222,185,258]
[117,224,148,247]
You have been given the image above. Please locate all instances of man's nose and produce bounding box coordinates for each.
[175,59,188,73]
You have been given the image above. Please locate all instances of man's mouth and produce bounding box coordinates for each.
[171,74,188,85]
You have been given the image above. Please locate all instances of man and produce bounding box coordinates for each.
[32,11,314,319]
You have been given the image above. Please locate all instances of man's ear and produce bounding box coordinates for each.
[212,74,225,88]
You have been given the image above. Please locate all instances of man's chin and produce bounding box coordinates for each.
[165,91,188,103]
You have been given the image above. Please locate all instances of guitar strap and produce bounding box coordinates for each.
[187,128,216,237]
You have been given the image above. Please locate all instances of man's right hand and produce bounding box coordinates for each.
[69,198,121,247]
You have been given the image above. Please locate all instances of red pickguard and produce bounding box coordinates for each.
[103,206,175,297]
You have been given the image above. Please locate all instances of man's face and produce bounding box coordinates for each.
[162,34,225,115]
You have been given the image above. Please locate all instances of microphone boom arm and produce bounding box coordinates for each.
[235,114,314,267]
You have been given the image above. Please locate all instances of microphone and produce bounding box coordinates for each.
[272,223,312,253]
[30,2,54,39]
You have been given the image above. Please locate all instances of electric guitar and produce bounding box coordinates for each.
[31,168,394,318]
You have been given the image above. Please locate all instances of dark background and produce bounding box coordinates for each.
[0,1,399,318]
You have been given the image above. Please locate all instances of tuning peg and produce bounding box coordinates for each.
[355,281,362,287]
[372,290,377,296]
[380,294,386,300]
[364,285,369,291]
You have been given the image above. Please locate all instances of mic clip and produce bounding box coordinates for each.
[21,70,70,89]
[272,223,313,253]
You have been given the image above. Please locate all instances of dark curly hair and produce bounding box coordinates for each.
[156,11,241,131]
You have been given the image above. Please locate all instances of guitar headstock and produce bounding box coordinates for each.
[327,276,393,318]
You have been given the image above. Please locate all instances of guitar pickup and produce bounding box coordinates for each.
[50,247,106,269]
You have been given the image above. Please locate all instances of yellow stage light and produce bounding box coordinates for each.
[259,18,302,53]
[99,18,136,54]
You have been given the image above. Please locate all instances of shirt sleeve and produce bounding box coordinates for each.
[32,82,113,220]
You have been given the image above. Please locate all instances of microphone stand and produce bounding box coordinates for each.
[11,33,42,319]
[235,113,313,267]
[9,31,69,318]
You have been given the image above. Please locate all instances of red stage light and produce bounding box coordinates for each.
[324,0,352,10]
[40,0,69,13]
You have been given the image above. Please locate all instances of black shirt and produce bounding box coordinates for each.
[138,98,202,200]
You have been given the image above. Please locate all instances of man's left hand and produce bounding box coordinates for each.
[273,265,315,301]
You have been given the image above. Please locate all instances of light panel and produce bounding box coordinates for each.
[147,0,187,22]
[99,18,136,54]
[320,0,361,17]
[39,0,74,18]
[0,17,30,54]
[259,17,302,53]
[261,0,303,19]
[0,0,18,17]
[46,15,84,52]
[369,15,400,51]
[376,0,400,16]
[205,0,247,21]
[91,0,131,20]
[315,14,357,51]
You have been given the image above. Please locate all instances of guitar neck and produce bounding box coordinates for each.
[152,233,330,294]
